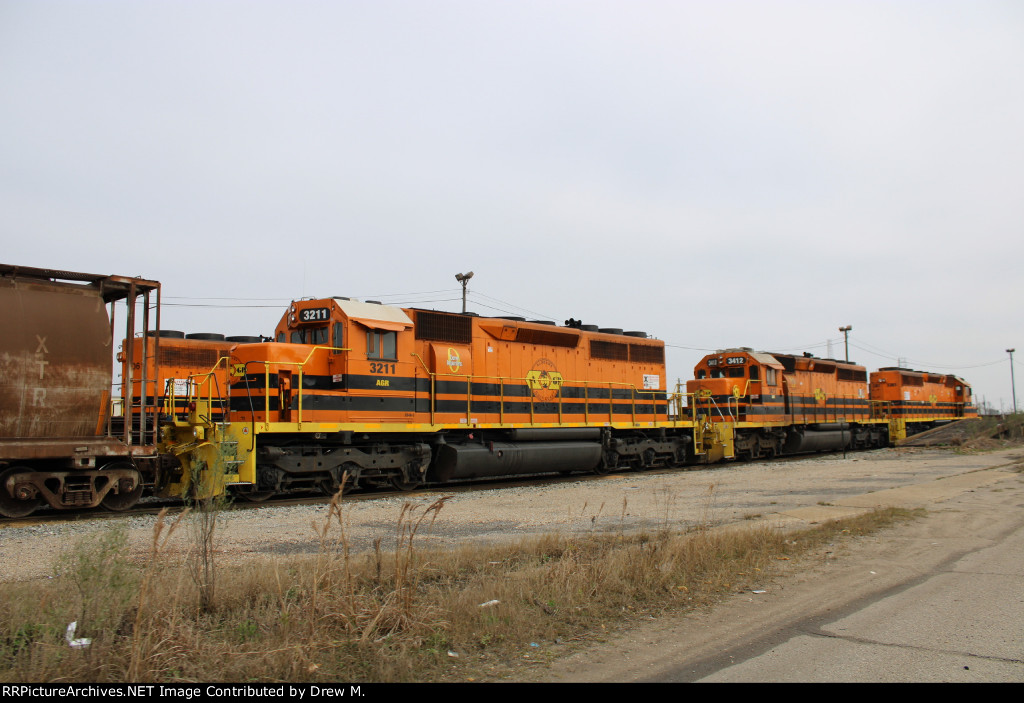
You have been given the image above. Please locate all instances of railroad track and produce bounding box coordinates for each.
[0,448,871,530]
[0,462,714,528]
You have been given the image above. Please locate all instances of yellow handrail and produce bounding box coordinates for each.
[220,347,667,428]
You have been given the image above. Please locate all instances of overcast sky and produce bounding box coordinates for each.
[2,1,1021,409]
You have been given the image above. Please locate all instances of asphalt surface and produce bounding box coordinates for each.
[543,454,1024,683]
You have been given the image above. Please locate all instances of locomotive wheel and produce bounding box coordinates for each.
[319,479,355,497]
[235,487,274,502]
[0,467,42,519]
[99,465,144,511]
[236,464,282,502]
[389,475,422,492]
[333,463,362,496]
[643,448,657,469]
[632,449,656,471]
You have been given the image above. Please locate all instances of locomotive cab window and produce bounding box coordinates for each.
[727,368,744,378]
[367,330,397,360]
[333,322,344,353]
[290,327,328,345]
[749,365,760,381]
[766,367,777,386]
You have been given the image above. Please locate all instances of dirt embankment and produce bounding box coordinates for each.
[900,416,1024,449]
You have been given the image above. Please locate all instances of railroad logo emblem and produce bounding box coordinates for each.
[526,358,563,401]
[446,347,463,374]
[814,388,826,404]
[697,388,713,398]
[929,394,937,405]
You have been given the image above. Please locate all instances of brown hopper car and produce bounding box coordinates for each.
[0,264,160,517]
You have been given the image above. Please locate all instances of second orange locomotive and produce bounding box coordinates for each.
[687,348,975,461]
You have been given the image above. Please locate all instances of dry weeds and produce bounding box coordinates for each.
[0,494,919,683]
[957,414,1024,452]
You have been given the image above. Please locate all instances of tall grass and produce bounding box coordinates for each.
[0,497,918,683]
[187,495,228,614]
[942,414,1024,452]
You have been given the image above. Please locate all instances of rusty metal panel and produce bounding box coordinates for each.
[0,437,130,462]
[0,277,112,440]
[0,264,158,303]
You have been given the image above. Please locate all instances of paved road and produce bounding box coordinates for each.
[543,453,1024,682]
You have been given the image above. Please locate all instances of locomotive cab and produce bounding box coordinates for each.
[230,297,416,425]
[687,349,784,420]
[950,376,974,411]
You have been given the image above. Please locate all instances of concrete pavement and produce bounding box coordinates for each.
[542,454,1024,683]
[697,468,1024,682]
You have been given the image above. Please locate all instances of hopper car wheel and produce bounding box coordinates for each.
[0,467,42,519]
[99,464,144,511]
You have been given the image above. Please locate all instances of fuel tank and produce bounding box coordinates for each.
[431,441,603,482]
[784,427,852,453]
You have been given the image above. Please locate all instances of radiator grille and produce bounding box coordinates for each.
[591,340,629,361]
[159,346,229,368]
[415,311,473,344]
[629,344,664,364]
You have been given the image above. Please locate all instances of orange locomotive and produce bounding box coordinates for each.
[118,331,261,434]
[208,297,691,498]
[688,348,975,460]
[687,349,886,460]
[870,367,977,431]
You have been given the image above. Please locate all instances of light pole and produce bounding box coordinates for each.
[1008,348,1017,414]
[838,325,852,362]
[455,271,474,313]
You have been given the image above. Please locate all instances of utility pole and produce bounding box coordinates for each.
[1008,348,1018,414]
[838,325,852,362]
[455,271,474,314]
